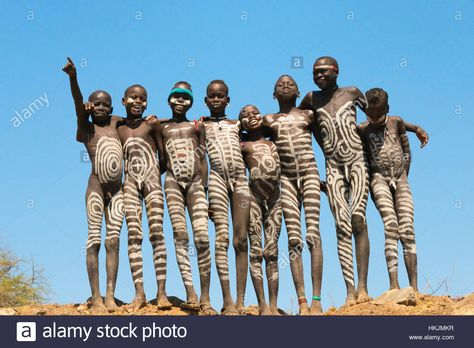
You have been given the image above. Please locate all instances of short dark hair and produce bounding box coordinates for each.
[207,79,229,95]
[88,90,111,102]
[124,84,147,97]
[365,88,388,106]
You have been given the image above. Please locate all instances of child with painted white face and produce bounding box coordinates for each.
[116,84,172,311]
[160,82,216,315]
[240,105,282,316]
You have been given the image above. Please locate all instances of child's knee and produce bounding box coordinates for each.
[250,249,263,264]
[288,237,304,252]
[174,230,189,246]
[105,237,119,252]
[306,233,321,250]
[194,235,210,250]
[215,234,229,250]
[351,215,366,233]
[87,240,101,252]
[263,247,278,263]
[233,234,248,252]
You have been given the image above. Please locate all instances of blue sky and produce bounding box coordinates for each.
[1,0,473,312]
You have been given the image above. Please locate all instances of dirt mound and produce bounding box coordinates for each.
[1,293,473,316]
[327,293,474,316]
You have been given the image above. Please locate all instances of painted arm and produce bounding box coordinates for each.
[198,122,209,188]
[351,86,368,113]
[150,119,167,175]
[271,142,281,181]
[311,119,324,151]
[404,120,429,148]
[62,57,89,142]
[358,123,373,180]
[398,119,411,176]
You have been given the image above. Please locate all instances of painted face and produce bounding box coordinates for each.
[274,76,298,101]
[123,86,147,118]
[240,106,262,132]
[89,92,112,124]
[205,83,229,113]
[169,86,193,115]
[313,60,338,90]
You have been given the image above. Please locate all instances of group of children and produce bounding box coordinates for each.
[63,55,428,315]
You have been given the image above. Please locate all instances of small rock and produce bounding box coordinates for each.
[0,308,16,315]
[372,287,417,306]
[29,309,47,315]
[76,304,88,312]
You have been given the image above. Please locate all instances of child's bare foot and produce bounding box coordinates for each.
[105,296,118,312]
[221,304,239,315]
[309,299,323,315]
[356,288,372,304]
[298,298,310,315]
[90,297,108,314]
[259,304,271,316]
[156,293,172,310]
[269,307,282,316]
[342,293,357,308]
[199,302,218,316]
[130,294,147,311]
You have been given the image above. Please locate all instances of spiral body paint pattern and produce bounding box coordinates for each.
[94,137,123,184]
[317,99,369,287]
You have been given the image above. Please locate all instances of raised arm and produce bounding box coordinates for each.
[397,118,411,176]
[403,120,429,148]
[62,57,89,142]
[198,122,209,188]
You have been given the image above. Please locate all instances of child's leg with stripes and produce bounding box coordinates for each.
[85,175,106,312]
[370,173,400,290]
[123,180,146,309]
[104,188,124,311]
[248,192,267,314]
[143,180,171,309]
[302,166,323,313]
[164,175,197,304]
[395,174,418,292]
[263,191,282,315]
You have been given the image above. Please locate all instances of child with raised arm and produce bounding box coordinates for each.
[160,82,216,315]
[359,87,428,292]
[240,105,282,316]
[200,80,250,315]
[116,84,172,311]
[62,57,124,313]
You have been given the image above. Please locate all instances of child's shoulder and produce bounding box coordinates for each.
[387,115,405,127]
